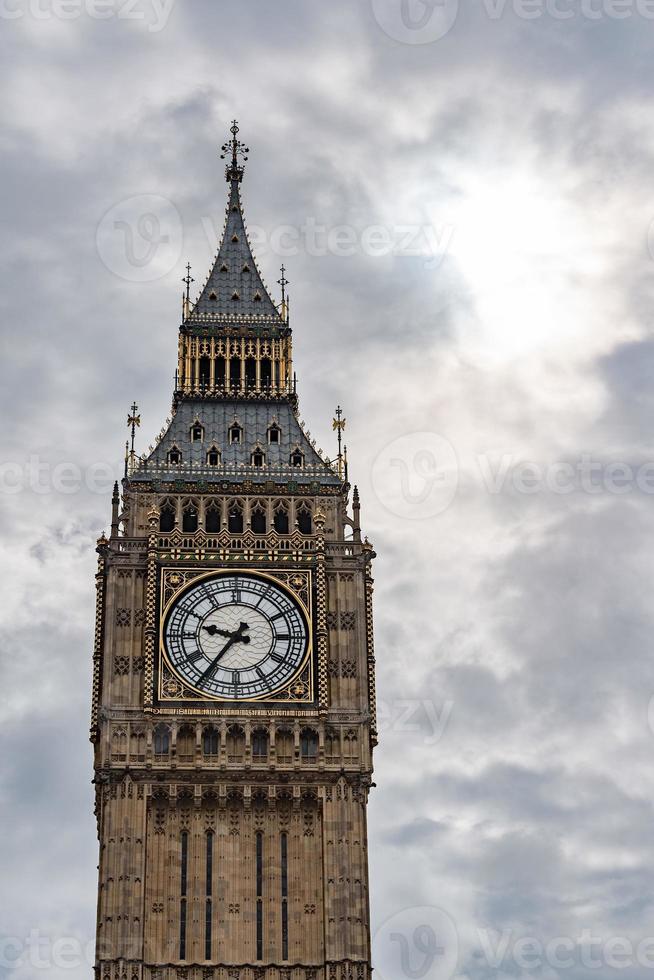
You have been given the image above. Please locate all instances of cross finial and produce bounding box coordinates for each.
[126,402,141,476]
[220,119,249,183]
[182,262,194,303]
[277,264,290,322]
[332,405,347,480]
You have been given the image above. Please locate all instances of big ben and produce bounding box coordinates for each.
[91,122,378,980]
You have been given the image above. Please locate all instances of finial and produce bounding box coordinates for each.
[126,402,140,476]
[332,405,347,480]
[182,262,194,318]
[220,119,249,183]
[278,265,290,322]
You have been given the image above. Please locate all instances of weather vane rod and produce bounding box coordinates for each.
[332,405,347,480]
[126,401,141,476]
[220,119,249,183]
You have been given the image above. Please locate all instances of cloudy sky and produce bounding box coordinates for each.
[3,1,654,978]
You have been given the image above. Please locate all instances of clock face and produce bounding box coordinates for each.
[163,573,309,701]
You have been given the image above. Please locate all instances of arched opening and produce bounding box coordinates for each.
[275,728,293,765]
[199,357,211,388]
[268,424,281,445]
[229,424,242,445]
[251,504,266,534]
[290,449,304,468]
[202,726,219,756]
[251,449,265,468]
[300,728,319,762]
[297,504,312,535]
[245,357,256,390]
[168,447,182,465]
[206,447,221,467]
[226,724,245,763]
[177,724,195,763]
[205,505,221,534]
[228,503,244,534]
[273,503,289,535]
[160,503,175,532]
[182,506,198,533]
[153,723,170,757]
[251,728,269,761]
[191,422,204,443]
[260,358,272,389]
[230,357,241,391]
[215,356,226,387]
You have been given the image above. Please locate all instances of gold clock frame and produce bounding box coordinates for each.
[156,566,314,706]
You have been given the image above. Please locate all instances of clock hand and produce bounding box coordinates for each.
[202,625,233,639]
[198,623,251,683]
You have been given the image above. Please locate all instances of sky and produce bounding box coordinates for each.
[2,1,654,978]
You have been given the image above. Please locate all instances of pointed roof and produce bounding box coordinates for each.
[189,122,281,323]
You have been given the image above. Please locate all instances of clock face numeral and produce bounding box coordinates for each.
[163,573,309,701]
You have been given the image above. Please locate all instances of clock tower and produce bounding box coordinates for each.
[91,123,378,980]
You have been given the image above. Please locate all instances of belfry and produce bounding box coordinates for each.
[91,122,378,980]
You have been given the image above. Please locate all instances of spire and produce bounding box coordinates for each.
[189,121,281,321]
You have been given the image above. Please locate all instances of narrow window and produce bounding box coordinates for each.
[268,424,280,445]
[281,832,288,961]
[251,505,266,534]
[160,504,175,532]
[205,507,221,534]
[192,423,204,442]
[215,357,226,387]
[273,506,289,535]
[290,449,304,468]
[168,447,182,465]
[207,448,221,467]
[256,831,263,960]
[203,726,219,756]
[251,450,265,468]
[228,504,243,534]
[260,358,272,388]
[199,357,211,387]
[230,357,241,389]
[180,831,188,960]
[182,507,198,533]
[297,506,312,535]
[245,358,256,390]
[252,729,268,761]
[154,724,170,756]
[229,424,242,445]
[205,832,213,960]
[300,728,318,762]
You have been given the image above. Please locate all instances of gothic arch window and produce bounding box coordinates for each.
[191,422,205,443]
[182,502,198,533]
[275,727,293,766]
[290,448,304,468]
[220,263,228,273]
[344,729,358,761]
[153,723,171,757]
[209,291,217,301]
[251,728,269,761]
[232,291,240,301]
[230,357,241,390]
[226,724,245,763]
[268,423,281,445]
[325,728,340,763]
[251,448,265,468]
[250,501,267,534]
[206,446,221,467]
[199,357,211,387]
[130,729,146,762]
[177,724,195,763]
[215,356,226,387]
[260,358,272,388]
[245,357,256,389]
[273,501,289,535]
[168,446,182,465]
[300,727,319,762]
[111,728,127,762]
[229,422,242,445]
[205,503,221,534]
[228,501,244,534]
[297,502,312,535]
[242,263,251,274]
[202,726,219,757]
[159,502,175,532]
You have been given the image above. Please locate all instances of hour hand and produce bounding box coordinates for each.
[202,625,233,638]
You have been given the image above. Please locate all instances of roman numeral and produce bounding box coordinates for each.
[184,650,204,664]
[275,634,290,641]
[270,653,285,664]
